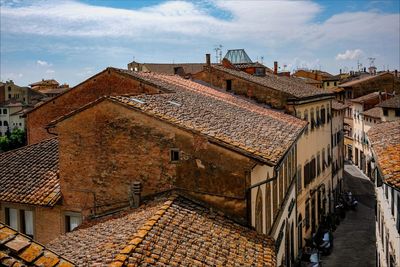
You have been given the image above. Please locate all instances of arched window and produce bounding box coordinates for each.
[265,173,272,233]
[298,214,303,249]
[297,110,302,119]
[321,105,326,124]
[316,107,320,126]
[304,110,309,133]
[255,187,263,233]
[310,108,315,130]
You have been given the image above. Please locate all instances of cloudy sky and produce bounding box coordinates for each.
[1,0,399,86]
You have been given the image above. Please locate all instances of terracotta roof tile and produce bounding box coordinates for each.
[48,196,170,266]
[110,72,306,164]
[212,65,332,99]
[339,72,393,88]
[112,195,276,267]
[362,107,383,119]
[332,100,349,110]
[0,138,60,206]
[377,95,400,109]
[368,120,400,189]
[351,92,381,103]
[0,223,75,267]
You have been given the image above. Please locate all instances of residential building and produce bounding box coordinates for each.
[29,79,60,91]
[47,71,305,266]
[3,69,305,266]
[369,120,400,267]
[0,102,25,136]
[193,52,336,262]
[0,222,75,266]
[337,72,400,101]
[322,75,340,90]
[331,100,347,197]
[26,67,169,145]
[350,92,394,177]
[127,61,206,78]
[293,69,334,89]
[377,95,400,121]
[0,80,30,103]
[0,138,65,244]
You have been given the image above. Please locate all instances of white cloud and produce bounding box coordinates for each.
[336,49,364,60]
[37,60,51,66]
[45,69,55,74]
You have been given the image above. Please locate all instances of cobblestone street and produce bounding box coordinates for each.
[323,163,376,267]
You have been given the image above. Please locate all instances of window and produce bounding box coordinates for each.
[296,166,302,193]
[391,187,394,216]
[3,109,7,114]
[327,82,330,86]
[226,80,232,91]
[65,214,82,232]
[255,187,263,233]
[310,157,316,180]
[170,149,180,162]
[305,201,310,230]
[5,207,34,237]
[334,82,337,86]
[395,109,400,117]
[322,149,326,171]
[304,110,309,134]
[317,153,321,176]
[385,184,388,199]
[321,106,326,125]
[8,86,11,91]
[297,111,302,119]
[310,108,315,130]
[397,195,400,234]
[383,108,388,116]
[4,121,8,127]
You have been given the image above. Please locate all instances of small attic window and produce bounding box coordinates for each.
[170,149,180,162]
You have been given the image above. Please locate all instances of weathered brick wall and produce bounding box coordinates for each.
[26,68,163,144]
[352,74,400,98]
[194,68,286,109]
[35,205,62,244]
[57,100,254,220]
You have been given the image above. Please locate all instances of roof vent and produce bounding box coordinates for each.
[167,100,181,106]
[130,97,145,104]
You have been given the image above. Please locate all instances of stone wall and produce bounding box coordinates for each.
[26,68,163,144]
[56,99,255,220]
[193,68,287,109]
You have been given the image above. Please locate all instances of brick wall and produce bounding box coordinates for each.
[351,74,400,98]
[193,68,287,109]
[26,68,163,144]
[56,99,254,220]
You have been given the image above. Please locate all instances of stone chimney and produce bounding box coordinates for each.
[340,69,342,74]
[274,61,278,75]
[130,181,142,208]
[206,54,211,67]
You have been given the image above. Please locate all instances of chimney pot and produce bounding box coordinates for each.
[274,61,278,75]
[206,54,211,67]
[395,70,398,78]
[130,181,142,208]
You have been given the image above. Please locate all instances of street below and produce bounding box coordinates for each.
[323,163,376,267]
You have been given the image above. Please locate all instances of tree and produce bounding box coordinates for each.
[0,128,26,153]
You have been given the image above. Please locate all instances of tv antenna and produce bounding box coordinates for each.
[214,44,223,63]
[368,57,376,67]
[260,56,264,64]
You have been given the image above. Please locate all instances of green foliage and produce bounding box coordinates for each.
[0,128,27,153]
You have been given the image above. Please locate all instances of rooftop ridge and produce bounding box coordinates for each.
[109,194,178,267]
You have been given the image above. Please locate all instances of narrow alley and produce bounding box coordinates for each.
[323,163,376,267]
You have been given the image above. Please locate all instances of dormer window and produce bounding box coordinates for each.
[170,149,180,162]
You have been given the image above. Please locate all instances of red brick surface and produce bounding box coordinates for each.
[26,68,162,144]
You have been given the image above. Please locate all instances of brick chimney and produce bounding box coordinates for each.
[206,54,211,67]
[274,61,278,75]
[395,70,398,78]
[130,181,142,208]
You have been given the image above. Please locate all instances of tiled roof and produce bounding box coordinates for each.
[48,196,170,266]
[29,79,59,87]
[294,76,321,84]
[351,92,381,103]
[377,95,400,109]
[362,107,383,119]
[0,138,60,206]
[132,63,206,75]
[368,120,400,188]
[331,100,349,110]
[110,195,276,267]
[212,65,332,99]
[339,72,392,87]
[0,223,75,267]
[108,71,306,165]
